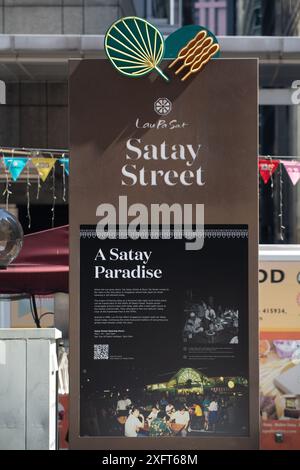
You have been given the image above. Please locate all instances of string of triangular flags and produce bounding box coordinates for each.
[1,155,69,182]
[259,157,300,185]
[1,150,69,229]
[1,151,299,236]
[258,156,300,242]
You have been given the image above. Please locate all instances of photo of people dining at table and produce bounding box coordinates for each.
[183,295,239,345]
[80,366,249,437]
[122,403,191,437]
[84,391,248,437]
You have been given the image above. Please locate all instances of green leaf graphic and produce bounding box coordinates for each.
[105,16,169,82]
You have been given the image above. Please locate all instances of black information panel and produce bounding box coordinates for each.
[80,225,249,438]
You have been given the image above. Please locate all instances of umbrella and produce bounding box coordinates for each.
[0,225,69,296]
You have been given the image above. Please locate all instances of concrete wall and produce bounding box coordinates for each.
[0,81,68,207]
[0,81,68,148]
[0,0,136,35]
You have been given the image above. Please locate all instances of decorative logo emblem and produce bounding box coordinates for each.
[104,16,169,82]
[154,98,172,116]
[105,17,220,83]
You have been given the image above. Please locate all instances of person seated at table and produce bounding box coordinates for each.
[184,312,203,338]
[224,309,233,320]
[204,306,216,330]
[171,405,190,437]
[165,403,175,417]
[183,312,197,338]
[194,313,203,334]
[214,317,224,331]
[232,310,239,328]
[189,402,204,431]
[205,307,216,322]
[116,394,132,416]
[147,405,159,424]
[205,322,216,336]
[124,407,145,437]
[149,411,173,437]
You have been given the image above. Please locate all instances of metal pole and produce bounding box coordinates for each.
[0,147,68,156]
[170,0,175,25]
[260,155,300,160]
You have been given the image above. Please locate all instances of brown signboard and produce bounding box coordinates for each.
[69,58,259,449]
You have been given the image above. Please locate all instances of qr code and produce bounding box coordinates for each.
[94,344,109,360]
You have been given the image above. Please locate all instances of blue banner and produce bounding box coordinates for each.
[3,157,28,181]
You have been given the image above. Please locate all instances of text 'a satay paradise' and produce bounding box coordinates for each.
[121,139,204,187]
[93,248,162,279]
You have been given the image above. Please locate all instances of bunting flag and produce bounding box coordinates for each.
[281,160,300,186]
[59,157,69,176]
[3,157,28,181]
[31,157,57,182]
[258,159,280,184]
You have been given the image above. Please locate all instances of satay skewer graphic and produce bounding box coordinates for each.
[168,29,207,69]
[174,37,214,75]
[181,43,220,81]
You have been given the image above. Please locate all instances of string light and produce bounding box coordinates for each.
[268,155,274,196]
[279,163,285,241]
[26,162,31,229]
[2,151,12,210]
[0,148,69,229]
[36,171,41,200]
[51,154,56,228]
[35,153,41,200]
[61,153,66,203]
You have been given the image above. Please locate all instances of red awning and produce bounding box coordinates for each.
[0,225,69,295]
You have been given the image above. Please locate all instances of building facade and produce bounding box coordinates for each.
[237,0,300,36]
[0,1,182,232]
[185,0,235,35]
[237,0,300,243]
[1,1,300,242]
